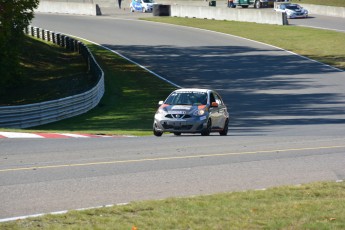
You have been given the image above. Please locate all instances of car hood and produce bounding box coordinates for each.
[287,8,306,13]
[162,104,206,114]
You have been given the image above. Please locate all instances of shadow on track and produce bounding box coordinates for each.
[103,44,345,134]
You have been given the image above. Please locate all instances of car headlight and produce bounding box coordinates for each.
[193,109,206,116]
[156,108,168,116]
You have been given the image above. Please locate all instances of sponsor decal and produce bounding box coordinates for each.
[168,110,186,115]
[172,105,191,110]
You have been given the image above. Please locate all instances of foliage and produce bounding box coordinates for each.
[0,36,93,106]
[0,0,39,86]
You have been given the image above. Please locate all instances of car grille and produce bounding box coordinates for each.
[165,114,191,119]
[162,123,193,130]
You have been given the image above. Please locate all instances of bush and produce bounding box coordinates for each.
[0,0,39,86]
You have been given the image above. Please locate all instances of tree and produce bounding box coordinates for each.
[0,0,39,86]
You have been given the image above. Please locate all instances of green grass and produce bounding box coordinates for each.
[0,36,94,106]
[290,0,345,7]
[25,42,176,136]
[1,181,344,229]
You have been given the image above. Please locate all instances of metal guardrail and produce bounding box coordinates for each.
[0,26,104,128]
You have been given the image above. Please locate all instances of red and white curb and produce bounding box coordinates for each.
[0,132,133,139]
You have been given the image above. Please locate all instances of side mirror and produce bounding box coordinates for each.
[211,102,218,107]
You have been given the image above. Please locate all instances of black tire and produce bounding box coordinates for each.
[201,119,212,136]
[153,125,163,137]
[174,132,181,136]
[255,1,261,9]
[219,119,229,136]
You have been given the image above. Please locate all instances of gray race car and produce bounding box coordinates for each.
[153,88,229,136]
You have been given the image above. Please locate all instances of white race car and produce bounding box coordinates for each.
[275,3,308,19]
[130,0,156,13]
[153,88,229,136]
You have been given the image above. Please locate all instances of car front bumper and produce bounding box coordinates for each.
[154,114,208,133]
[288,12,308,18]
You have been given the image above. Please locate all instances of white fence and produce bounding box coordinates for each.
[36,1,101,16]
[0,26,104,128]
[171,5,288,25]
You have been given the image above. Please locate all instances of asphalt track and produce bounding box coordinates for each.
[1,12,345,220]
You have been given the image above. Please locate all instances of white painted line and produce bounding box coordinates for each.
[1,179,344,223]
[0,132,44,138]
[0,203,128,223]
[296,24,345,33]
[56,32,182,89]
[60,133,90,138]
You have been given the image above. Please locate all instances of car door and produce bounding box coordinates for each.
[209,92,221,129]
[134,0,142,11]
[214,92,228,128]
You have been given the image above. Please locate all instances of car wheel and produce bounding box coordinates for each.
[219,119,229,136]
[255,1,261,8]
[153,125,163,137]
[130,7,134,12]
[174,132,181,136]
[201,119,211,136]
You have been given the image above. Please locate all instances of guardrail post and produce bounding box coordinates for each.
[36,27,40,39]
[65,36,70,50]
[51,32,56,44]
[41,29,45,40]
[282,12,288,25]
[69,38,74,51]
[56,33,61,46]
[61,35,65,47]
[47,31,51,42]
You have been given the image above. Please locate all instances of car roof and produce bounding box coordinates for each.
[286,4,299,6]
[174,88,211,93]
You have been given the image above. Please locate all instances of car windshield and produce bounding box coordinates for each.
[286,5,300,10]
[165,92,207,105]
[143,0,154,3]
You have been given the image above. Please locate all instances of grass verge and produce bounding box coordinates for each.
[1,181,344,229]
[25,42,176,136]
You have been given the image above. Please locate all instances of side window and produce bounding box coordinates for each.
[214,93,223,106]
[210,93,216,104]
